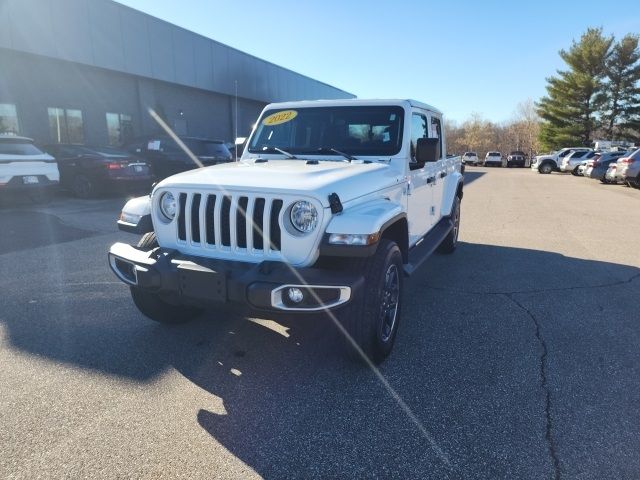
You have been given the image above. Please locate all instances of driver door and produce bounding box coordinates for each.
[407,111,437,246]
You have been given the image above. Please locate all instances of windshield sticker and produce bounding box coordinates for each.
[262,110,298,126]
[147,140,160,151]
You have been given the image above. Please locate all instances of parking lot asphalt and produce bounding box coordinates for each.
[1,168,639,479]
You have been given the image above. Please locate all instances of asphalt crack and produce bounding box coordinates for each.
[506,294,561,480]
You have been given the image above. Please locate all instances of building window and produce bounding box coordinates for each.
[0,103,20,134]
[48,107,84,144]
[106,112,133,146]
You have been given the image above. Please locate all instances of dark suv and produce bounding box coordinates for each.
[507,151,526,167]
[124,135,233,180]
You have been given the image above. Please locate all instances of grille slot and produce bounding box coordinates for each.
[178,193,187,241]
[175,192,284,255]
[191,194,201,242]
[220,196,232,246]
[270,199,283,251]
[205,195,216,244]
[237,197,248,248]
[253,198,265,250]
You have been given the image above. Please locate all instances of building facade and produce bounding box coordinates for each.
[0,0,354,146]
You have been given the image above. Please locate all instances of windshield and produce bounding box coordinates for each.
[248,106,405,157]
[0,141,46,155]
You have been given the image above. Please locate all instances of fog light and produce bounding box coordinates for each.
[287,287,304,303]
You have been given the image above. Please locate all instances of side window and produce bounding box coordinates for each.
[430,116,443,159]
[410,113,428,161]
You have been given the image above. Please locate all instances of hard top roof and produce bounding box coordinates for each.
[263,98,443,115]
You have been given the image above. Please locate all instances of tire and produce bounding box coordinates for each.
[539,162,554,174]
[338,239,403,364]
[129,232,202,324]
[571,166,580,176]
[71,174,94,198]
[438,196,461,254]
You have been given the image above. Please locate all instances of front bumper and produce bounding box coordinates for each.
[108,243,363,312]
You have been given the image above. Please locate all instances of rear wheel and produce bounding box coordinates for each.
[338,239,403,364]
[571,166,581,176]
[438,196,461,254]
[130,232,202,324]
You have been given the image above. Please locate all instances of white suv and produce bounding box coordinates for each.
[484,151,502,167]
[531,147,591,174]
[108,99,464,363]
[0,135,59,200]
[462,151,479,166]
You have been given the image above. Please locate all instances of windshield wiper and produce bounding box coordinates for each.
[260,146,297,159]
[316,147,357,162]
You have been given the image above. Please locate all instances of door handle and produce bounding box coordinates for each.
[427,176,436,184]
[440,172,447,178]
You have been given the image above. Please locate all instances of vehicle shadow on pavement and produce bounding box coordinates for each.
[2,242,639,478]
[461,170,486,186]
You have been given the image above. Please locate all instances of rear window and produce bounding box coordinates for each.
[464,152,476,156]
[0,141,45,155]
[184,140,231,157]
[488,152,501,156]
[90,146,130,158]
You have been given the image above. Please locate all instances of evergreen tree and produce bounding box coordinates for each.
[603,34,640,141]
[537,28,613,150]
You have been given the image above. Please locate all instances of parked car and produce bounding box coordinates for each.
[506,150,526,167]
[585,151,627,180]
[616,148,640,186]
[604,162,619,183]
[44,144,152,198]
[559,149,595,175]
[462,151,479,166]
[124,135,233,180]
[0,135,59,202]
[484,151,502,167]
[623,155,640,188]
[531,147,591,174]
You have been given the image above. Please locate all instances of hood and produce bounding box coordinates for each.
[154,159,401,207]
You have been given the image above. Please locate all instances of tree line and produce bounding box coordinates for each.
[446,28,640,157]
[445,99,540,158]
[537,28,639,150]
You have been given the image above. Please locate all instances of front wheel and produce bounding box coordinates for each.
[130,287,202,324]
[539,163,554,174]
[571,167,581,176]
[130,232,202,323]
[71,174,95,198]
[338,239,403,364]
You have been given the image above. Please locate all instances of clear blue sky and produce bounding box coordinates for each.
[117,0,640,123]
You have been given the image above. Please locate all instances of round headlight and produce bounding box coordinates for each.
[290,201,318,233]
[159,192,177,220]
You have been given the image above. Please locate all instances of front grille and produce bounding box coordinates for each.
[177,192,283,254]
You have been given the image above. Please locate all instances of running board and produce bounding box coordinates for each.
[403,217,453,276]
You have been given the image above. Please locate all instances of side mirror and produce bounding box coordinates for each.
[416,137,440,163]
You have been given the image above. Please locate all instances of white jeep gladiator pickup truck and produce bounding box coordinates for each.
[108,99,463,362]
